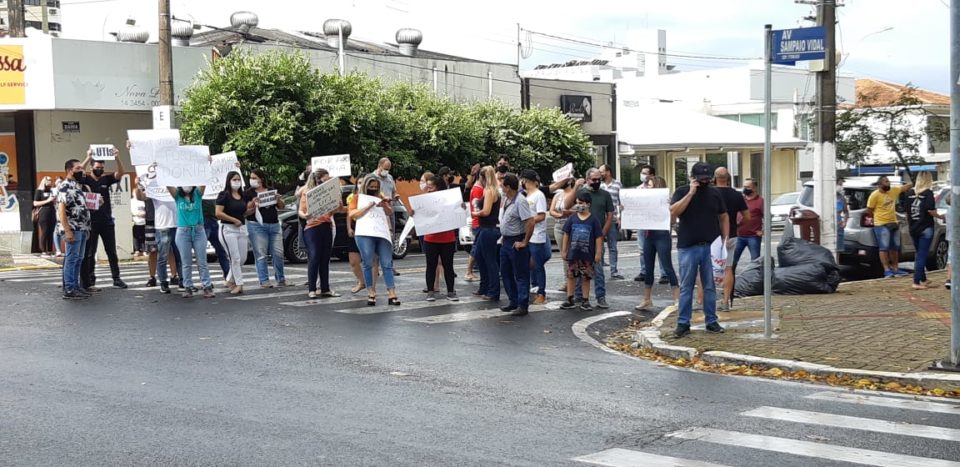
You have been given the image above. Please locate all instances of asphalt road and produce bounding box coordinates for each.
[1,240,958,466]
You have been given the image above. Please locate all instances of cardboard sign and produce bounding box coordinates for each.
[311,154,351,178]
[305,178,341,218]
[408,188,467,236]
[257,189,278,207]
[155,145,212,188]
[619,188,671,231]
[204,151,243,200]
[84,192,101,211]
[354,193,391,242]
[710,236,727,287]
[135,164,172,202]
[552,163,574,182]
[127,129,180,166]
[90,144,116,161]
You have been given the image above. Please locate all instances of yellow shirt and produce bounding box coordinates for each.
[866,186,901,225]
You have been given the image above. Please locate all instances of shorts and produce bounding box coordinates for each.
[145,222,157,253]
[724,237,737,269]
[873,224,901,251]
[566,259,595,279]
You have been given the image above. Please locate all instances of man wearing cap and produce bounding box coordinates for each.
[670,162,728,338]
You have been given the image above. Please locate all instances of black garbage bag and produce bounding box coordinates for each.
[777,237,838,268]
[734,257,774,298]
[773,263,841,295]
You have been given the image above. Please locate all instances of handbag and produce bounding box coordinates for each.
[31,206,40,224]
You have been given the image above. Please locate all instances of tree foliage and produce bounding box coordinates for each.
[180,49,595,185]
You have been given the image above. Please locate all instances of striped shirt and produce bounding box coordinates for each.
[601,179,623,219]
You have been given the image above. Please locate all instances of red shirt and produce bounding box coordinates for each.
[425,230,456,243]
[469,184,484,229]
[737,195,764,237]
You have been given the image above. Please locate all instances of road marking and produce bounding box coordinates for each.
[405,301,561,324]
[667,427,960,467]
[42,273,307,288]
[572,448,729,467]
[280,295,485,314]
[226,284,354,301]
[805,391,960,415]
[742,406,960,442]
[571,311,638,358]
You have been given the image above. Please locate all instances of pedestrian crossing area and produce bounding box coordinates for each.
[572,390,960,467]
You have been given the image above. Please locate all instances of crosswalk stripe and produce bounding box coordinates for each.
[572,448,729,467]
[742,406,960,442]
[280,295,484,314]
[405,301,561,324]
[226,284,354,301]
[805,391,960,415]
[667,427,960,467]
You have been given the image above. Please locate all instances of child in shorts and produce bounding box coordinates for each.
[560,191,604,311]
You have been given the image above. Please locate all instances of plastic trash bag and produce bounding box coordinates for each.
[734,257,773,298]
[777,237,837,268]
[773,263,840,295]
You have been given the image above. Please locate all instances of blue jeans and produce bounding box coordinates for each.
[678,244,719,326]
[911,227,934,284]
[62,230,87,292]
[733,236,761,268]
[54,229,63,255]
[638,230,668,277]
[605,223,619,274]
[500,236,531,308]
[873,225,900,251]
[475,226,501,299]
[529,241,552,295]
[643,231,678,288]
[204,217,230,278]
[156,228,176,283]
[248,221,285,284]
[356,235,396,290]
[176,224,213,290]
[837,220,845,253]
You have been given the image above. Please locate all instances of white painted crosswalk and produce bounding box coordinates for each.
[572,391,960,467]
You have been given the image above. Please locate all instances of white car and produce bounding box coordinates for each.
[770,191,799,230]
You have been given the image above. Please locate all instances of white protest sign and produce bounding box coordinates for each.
[552,163,574,182]
[257,189,278,207]
[408,188,467,236]
[204,151,242,200]
[306,178,341,218]
[155,145,212,188]
[311,154,351,177]
[355,193,391,242]
[90,144,116,161]
[127,129,180,166]
[710,236,727,288]
[620,188,671,231]
[135,165,172,201]
[83,192,101,211]
[397,217,415,246]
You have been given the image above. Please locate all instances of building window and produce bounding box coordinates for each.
[719,113,778,131]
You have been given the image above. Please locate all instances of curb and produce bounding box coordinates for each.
[634,305,960,391]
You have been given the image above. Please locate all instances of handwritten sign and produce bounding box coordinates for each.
[127,129,180,166]
[90,144,116,161]
[710,236,727,287]
[408,188,467,236]
[311,154,351,178]
[84,192,101,211]
[135,165,172,201]
[620,188,670,231]
[552,163,574,182]
[204,151,242,200]
[355,193,391,242]
[306,178,341,218]
[155,145,212,188]
[257,189,278,207]
[397,217,415,246]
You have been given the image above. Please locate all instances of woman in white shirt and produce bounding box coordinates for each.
[521,169,550,305]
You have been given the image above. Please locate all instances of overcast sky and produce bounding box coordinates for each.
[59,0,950,93]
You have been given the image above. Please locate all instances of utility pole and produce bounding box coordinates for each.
[762,25,774,338]
[41,2,49,35]
[813,0,837,255]
[7,0,24,38]
[946,0,960,368]
[158,0,175,106]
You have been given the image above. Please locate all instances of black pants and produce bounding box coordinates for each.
[305,223,333,293]
[81,222,121,287]
[424,241,456,293]
[37,208,55,254]
[132,224,146,252]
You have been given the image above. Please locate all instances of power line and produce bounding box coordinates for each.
[522,27,761,61]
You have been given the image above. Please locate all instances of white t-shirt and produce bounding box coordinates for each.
[153,199,178,229]
[130,198,146,226]
[526,190,548,244]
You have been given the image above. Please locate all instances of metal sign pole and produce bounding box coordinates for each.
[950,0,960,366]
[763,24,774,338]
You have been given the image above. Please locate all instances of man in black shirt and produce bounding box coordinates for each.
[79,148,127,290]
[669,162,728,338]
[713,167,749,310]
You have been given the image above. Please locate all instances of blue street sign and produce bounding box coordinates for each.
[771,26,826,65]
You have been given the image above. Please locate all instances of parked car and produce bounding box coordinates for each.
[770,191,799,230]
[282,186,411,263]
[791,180,947,277]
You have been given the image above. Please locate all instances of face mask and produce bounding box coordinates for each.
[367,189,379,196]
[92,168,104,177]
[640,174,648,183]
[742,188,753,196]
[72,169,83,179]
[419,182,427,191]
[231,181,242,190]
[697,177,712,186]
[589,180,601,191]
[573,204,588,213]
[249,179,260,189]
[380,169,390,177]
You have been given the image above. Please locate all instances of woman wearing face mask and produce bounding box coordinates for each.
[635,176,679,311]
[346,173,377,294]
[349,175,400,306]
[411,174,459,301]
[246,169,287,288]
[34,176,56,257]
[163,180,215,299]
[300,169,343,299]
[216,171,254,294]
[521,169,551,304]
[415,171,441,294]
[550,177,575,291]
[470,166,501,301]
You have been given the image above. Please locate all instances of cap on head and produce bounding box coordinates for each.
[519,169,539,183]
[691,162,713,179]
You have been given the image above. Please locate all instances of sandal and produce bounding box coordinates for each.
[230,286,244,295]
[634,301,654,311]
[367,296,377,306]
[351,285,366,294]
[388,297,401,306]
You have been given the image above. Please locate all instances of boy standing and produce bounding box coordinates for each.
[560,191,604,311]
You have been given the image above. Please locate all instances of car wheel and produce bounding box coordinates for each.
[393,234,410,260]
[931,236,949,271]
[283,228,308,264]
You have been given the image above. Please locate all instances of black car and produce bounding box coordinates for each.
[281,185,411,263]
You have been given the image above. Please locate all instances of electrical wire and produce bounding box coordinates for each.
[522,28,761,61]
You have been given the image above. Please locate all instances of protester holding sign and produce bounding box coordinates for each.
[299,169,342,299]
[412,175,459,302]
[162,176,215,299]
[346,174,377,294]
[349,175,400,306]
[78,146,127,290]
[245,169,287,289]
[635,176,679,312]
[216,171,254,295]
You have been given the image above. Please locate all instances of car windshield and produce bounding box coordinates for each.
[773,192,798,206]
